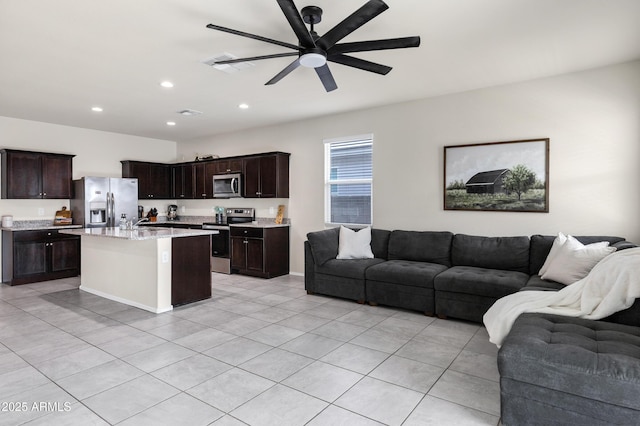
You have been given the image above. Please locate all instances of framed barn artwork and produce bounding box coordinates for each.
[444,138,549,212]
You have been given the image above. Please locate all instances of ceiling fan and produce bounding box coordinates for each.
[206,0,420,92]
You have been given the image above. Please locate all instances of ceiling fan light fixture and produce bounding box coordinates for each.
[299,52,326,68]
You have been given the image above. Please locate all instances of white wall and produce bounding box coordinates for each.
[179,60,640,275]
[0,117,177,220]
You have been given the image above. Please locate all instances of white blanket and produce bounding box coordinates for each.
[483,247,640,347]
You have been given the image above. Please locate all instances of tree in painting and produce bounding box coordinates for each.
[503,164,536,200]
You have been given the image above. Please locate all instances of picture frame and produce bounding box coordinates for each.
[444,138,549,212]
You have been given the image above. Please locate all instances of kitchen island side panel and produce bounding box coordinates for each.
[79,236,172,313]
[171,235,211,306]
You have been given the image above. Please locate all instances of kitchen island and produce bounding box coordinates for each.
[61,227,217,313]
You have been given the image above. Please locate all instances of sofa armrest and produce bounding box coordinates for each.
[304,240,316,293]
[612,240,638,251]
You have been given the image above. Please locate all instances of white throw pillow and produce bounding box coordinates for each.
[336,226,374,260]
[538,232,568,276]
[541,235,615,285]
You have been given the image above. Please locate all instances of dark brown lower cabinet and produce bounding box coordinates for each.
[171,235,211,306]
[2,230,80,285]
[230,226,289,278]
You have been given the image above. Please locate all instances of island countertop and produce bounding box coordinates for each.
[60,227,220,241]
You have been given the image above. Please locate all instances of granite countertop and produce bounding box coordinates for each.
[229,222,290,228]
[59,227,219,241]
[144,217,209,226]
[148,216,291,228]
[1,224,83,232]
[1,216,290,232]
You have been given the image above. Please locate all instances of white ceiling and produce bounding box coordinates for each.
[1,0,639,142]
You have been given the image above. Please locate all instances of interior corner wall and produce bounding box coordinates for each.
[0,117,178,220]
[179,60,640,275]
[0,118,178,280]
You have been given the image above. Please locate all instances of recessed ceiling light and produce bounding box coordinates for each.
[160,81,174,88]
[166,121,176,126]
[91,106,103,112]
[238,103,249,109]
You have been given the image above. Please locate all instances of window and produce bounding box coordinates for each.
[324,134,373,226]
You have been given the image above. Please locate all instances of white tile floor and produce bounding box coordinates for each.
[0,273,501,425]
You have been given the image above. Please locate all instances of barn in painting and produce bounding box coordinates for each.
[465,169,510,194]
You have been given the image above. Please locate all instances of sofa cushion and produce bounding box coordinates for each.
[499,313,640,411]
[316,258,385,280]
[371,229,391,260]
[523,275,565,291]
[307,227,340,266]
[388,230,453,266]
[452,234,530,273]
[434,265,529,298]
[307,228,391,266]
[366,259,449,288]
[529,234,625,276]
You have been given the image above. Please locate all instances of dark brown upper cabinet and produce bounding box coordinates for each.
[1,149,74,199]
[212,158,243,175]
[192,162,217,199]
[121,151,290,200]
[121,161,172,199]
[243,153,290,198]
[172,163,194,199]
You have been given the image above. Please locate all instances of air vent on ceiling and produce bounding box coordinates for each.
[201,53,254,74]
[177,109,203,116]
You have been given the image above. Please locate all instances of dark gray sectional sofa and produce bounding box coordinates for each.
[305,227,640,425]
[304,227,640,324]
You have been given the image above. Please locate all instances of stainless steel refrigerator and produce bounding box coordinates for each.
[70,177,139,228]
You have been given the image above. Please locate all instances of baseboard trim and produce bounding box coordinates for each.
[79,285,173,314]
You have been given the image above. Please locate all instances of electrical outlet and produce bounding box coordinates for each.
[161,251,169,263]
[269,206,275,215]
[181,206,185,213]
[38,208,45,216]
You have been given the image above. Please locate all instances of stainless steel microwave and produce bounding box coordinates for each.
[213,173,242,198]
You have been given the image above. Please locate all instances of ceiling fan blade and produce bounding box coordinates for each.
[328,53,392,75]
[206,23,300,51]
[315,64,338,92]
[265,58,302,85]
[330,36,420,54]
[317,0,389,50]
[277,0,316,48]
[212,52,299,65]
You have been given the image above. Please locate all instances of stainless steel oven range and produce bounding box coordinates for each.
[202,208,254,274]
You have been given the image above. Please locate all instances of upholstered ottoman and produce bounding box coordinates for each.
[498,313,640,426]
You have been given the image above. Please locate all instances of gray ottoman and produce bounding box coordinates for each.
[498,313,640,426]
